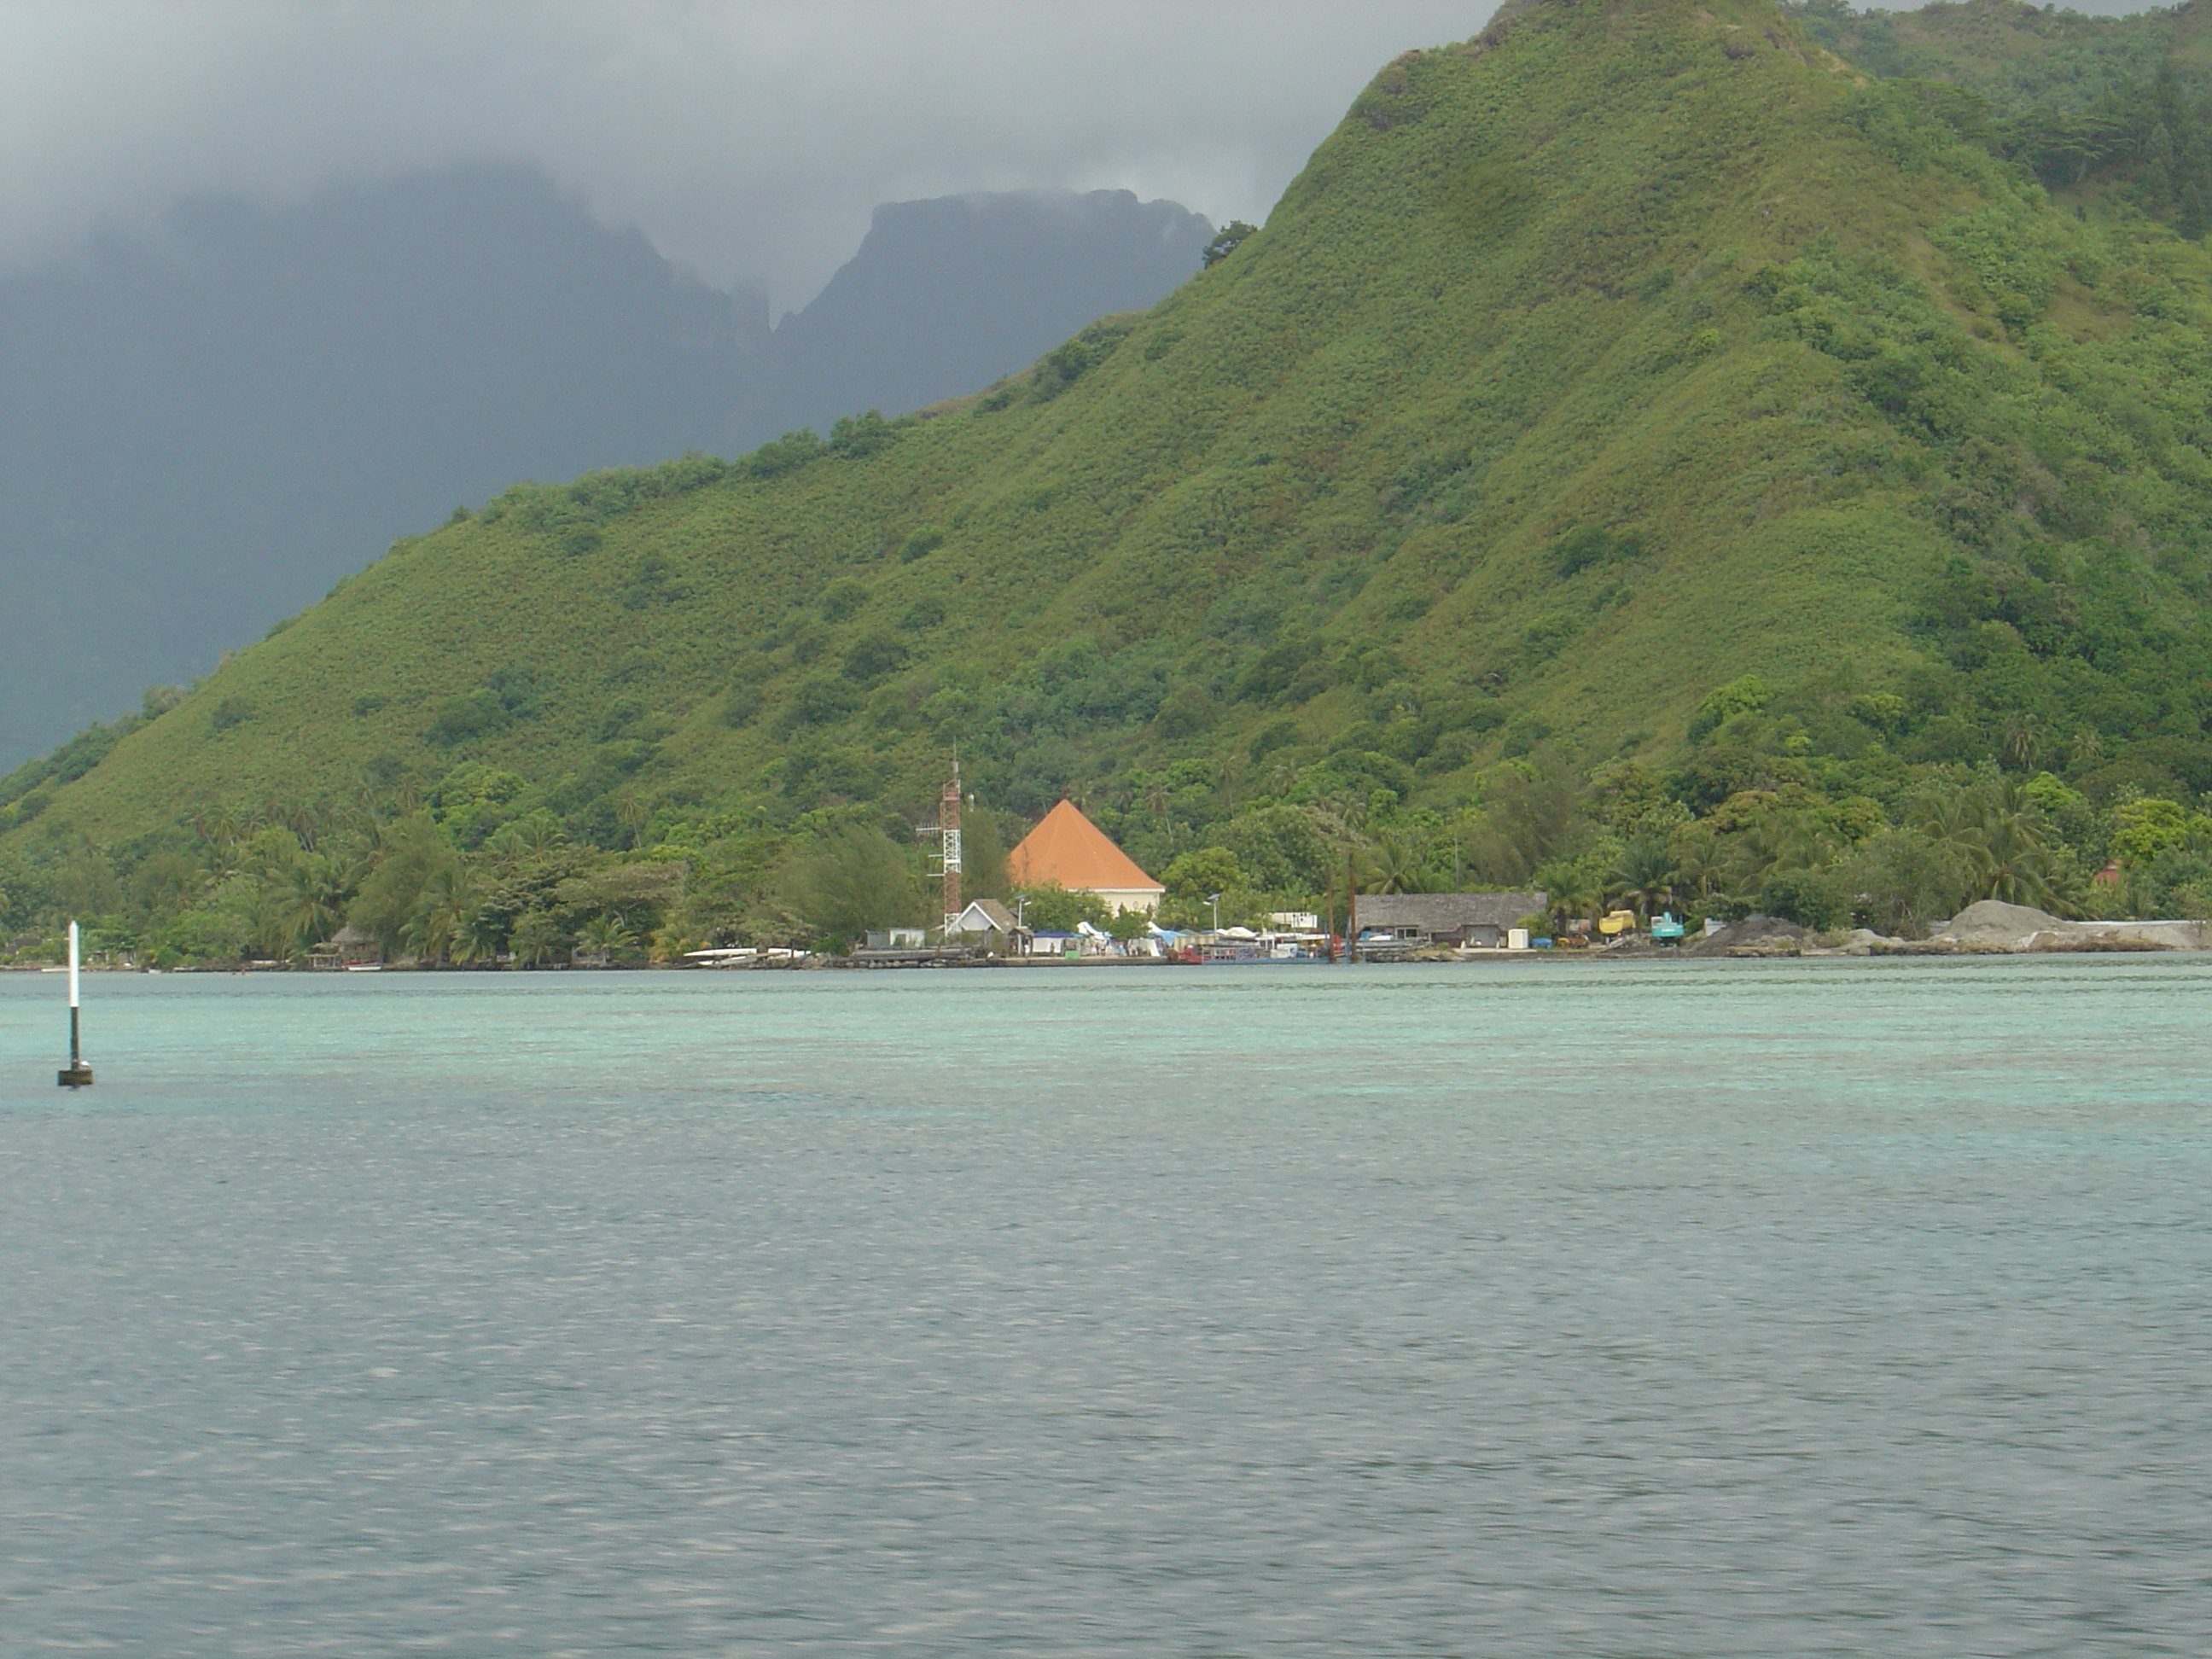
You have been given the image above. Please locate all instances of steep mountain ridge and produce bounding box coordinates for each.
[725,190,1214,451]
[9,0,2212,918]
[0,175,1211,769]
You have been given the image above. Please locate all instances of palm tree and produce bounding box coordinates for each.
[512,816,564,856]
[1359,833,1430,895]
[451,906,507,965]
[402,863,483,965]
[1668,823,1732,911]
[2000,711,2044,772]
[1607,835,1680,921]
[1916,776,2069,913]
[242,882,294,963]
[483,823,532,870]
[1534,858,1599,935]
[278,853,351,952]
[509,911,562,970]
[574,914,635,966]
[1976,800,2066,911]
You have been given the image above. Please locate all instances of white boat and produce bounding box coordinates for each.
[344,963,384,973]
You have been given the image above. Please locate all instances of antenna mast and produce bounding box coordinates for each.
[918,754,963,935]
[939,760,962,932]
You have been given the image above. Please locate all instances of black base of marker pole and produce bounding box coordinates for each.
[59,1005,90,1087]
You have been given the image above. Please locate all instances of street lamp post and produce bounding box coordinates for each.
[1207,892,1221,933]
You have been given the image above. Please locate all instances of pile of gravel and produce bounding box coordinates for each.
[1685,917,1808,958]
[1928,900,2075,952]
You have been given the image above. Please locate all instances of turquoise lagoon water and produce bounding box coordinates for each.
[1,957,2208,1656]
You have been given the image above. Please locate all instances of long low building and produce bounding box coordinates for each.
[1354,892,1548,950]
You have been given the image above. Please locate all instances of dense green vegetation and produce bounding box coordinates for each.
[9,0,2212,964]
[1794,0,2212,230]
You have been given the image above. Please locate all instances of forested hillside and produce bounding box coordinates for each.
[1794,0,2212,231]
[9,0,2212,966]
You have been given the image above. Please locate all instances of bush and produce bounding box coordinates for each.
[1152,683,1220,740]
[1756,868,1849,931]
[784,676,861,730]
[830,411,900,458]
[1202,221,1257,268]
[426,689,508,747]
[1014,881,1112,933]
[783,826,917,949]
[820,579,870,622]
[842,632,907,683]
[900,526,945,562]
[1551,524,1647,578]
[1687,675,1771,743]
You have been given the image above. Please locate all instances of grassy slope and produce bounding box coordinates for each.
[13,0,2212,852]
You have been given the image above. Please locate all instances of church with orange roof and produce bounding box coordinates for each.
[1004,800,1166,916]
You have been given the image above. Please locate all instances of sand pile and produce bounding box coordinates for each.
[1929,901,2076,952]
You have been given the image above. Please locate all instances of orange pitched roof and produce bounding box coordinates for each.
[1006,799,1163,893]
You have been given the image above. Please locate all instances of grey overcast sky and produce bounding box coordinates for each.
[0,1,1514,312]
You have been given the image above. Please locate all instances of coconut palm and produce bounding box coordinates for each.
[1533,858,1600,934]
[1916,776,2068,913]
[451,905,507,965]
[1607,835,1680,921]
[1359,832,1431,895]
[2000,711,2044,772]
[402,862,483,965]
[1667,822,1732,909]
[509,911,562,969]
[574,913,635,966]
[278,853,352,952]
[241,882,294,963]
[486,813,566,869]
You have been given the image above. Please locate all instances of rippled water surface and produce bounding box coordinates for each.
[3,958,2209,1656]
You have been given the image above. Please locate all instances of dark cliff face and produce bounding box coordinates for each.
[0,166,765,767]
[0,172,1211,769]
[723,189,1214,450]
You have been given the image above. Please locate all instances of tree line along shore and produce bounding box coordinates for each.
[6,669,2210,972]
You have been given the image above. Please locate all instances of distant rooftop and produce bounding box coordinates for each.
[1358,893,1547,931]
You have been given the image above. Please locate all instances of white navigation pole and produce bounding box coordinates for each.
[58,919,93,1089]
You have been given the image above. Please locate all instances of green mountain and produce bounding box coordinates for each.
[9,0,2212,960]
